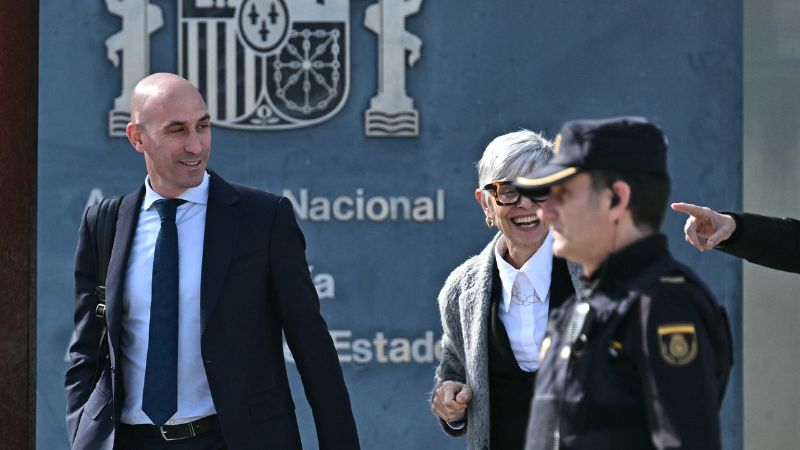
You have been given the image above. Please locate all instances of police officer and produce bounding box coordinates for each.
[513,117,733,450]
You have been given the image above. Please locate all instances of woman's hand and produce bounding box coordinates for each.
[432,380,473,423]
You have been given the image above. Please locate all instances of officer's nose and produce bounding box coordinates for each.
[537,200,556,222]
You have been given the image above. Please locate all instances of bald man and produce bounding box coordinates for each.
[65,73,359,450]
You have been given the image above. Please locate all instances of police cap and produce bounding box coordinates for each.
[514,116,668,195]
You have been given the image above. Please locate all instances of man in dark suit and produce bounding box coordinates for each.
[65,73,359,449]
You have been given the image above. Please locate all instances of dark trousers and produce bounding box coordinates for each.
[115,425,226,450]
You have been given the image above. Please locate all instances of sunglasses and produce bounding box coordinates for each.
[482,181,548,206]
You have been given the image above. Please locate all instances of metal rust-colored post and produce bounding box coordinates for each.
[0,1,39,448]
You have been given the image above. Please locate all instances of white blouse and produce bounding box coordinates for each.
[494,232,554,372]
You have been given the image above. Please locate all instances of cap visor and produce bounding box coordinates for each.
[514,166,579,193]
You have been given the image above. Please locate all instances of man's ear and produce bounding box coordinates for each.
[608,180,631,220]
[610,193,620,208]
[126,122,145,154]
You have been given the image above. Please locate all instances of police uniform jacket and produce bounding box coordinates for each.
[718,211,800,273]
[525,234,733,450]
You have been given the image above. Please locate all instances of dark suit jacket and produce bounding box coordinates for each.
[65,171,360,449]
[719,211,800,273]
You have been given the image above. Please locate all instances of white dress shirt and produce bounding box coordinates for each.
[120,172,216,425]
[494,232,554,372]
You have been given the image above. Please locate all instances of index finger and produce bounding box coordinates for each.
[670,202,706,217]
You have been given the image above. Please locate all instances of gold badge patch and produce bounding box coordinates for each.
[657,323,698,366]
[553,134,562,155]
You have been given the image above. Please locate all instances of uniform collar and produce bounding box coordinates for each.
[581,233,669,296]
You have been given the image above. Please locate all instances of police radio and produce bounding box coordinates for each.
[563,301,593,358]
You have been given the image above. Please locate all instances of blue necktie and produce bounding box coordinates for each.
[142,198,185,426]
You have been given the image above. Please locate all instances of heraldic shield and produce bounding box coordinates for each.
[179,0,349,130]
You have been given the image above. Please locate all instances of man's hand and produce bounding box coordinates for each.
[431,381,472,423]
[671,202,737,251]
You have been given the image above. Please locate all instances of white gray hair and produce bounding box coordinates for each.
[476,129,554,189]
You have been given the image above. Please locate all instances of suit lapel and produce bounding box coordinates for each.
[105,187,145,364]
[200,172,241,333]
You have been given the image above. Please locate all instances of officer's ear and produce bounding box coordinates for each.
[607,180,630,217]
[610,193,620,208]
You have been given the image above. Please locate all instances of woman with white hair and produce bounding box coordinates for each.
[431,130,579,450]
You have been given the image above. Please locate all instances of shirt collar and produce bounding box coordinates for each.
[142,171,210,210]
[494,232,554,312]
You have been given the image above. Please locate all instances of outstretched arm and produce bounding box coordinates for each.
[672,202,800,273]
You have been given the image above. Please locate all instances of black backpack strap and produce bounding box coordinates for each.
[95,197,121,289]
[91,196,121,389]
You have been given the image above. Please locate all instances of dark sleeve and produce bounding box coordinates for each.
[268,197,360,450]
[717,211,800,273]
[64,206,102,445]
[636,283,727,450]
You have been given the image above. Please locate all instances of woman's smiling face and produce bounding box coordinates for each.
[488,186,550,261]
